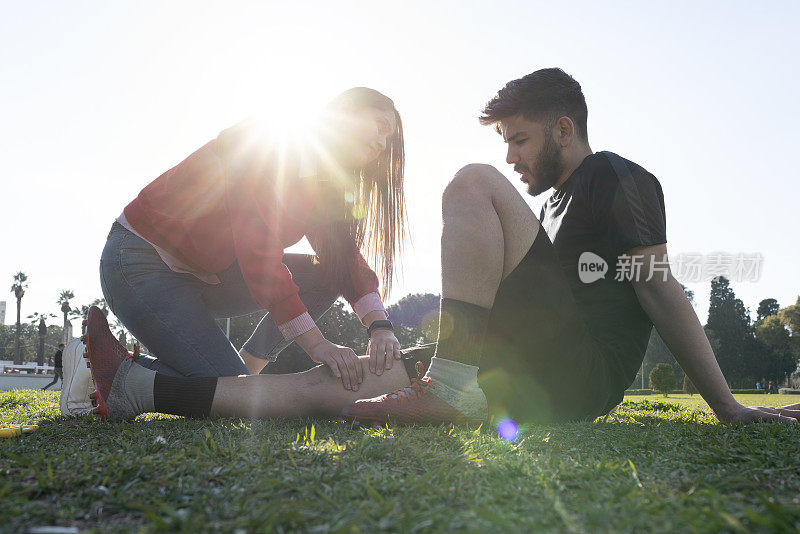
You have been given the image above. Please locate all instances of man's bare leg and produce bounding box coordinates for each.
[83,300,416,421]
[211,356,409,418]
[441,163,539,307]
[90,347,412,421]
[431,164,542,413]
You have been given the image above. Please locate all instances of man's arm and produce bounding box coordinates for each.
[629,243,799,424]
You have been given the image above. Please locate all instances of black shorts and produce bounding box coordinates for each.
[403,229,617,424]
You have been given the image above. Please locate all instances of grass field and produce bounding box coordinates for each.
[2,390,799,533]
[624,393,800,411]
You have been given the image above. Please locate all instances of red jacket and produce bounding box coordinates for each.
[123,122,380,325]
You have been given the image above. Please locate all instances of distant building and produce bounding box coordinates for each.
[0,301,5,325]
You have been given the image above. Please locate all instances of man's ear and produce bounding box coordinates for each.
[555,116,575,147]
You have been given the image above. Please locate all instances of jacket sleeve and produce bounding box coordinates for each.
[221,129,311,331]
[306,228,387,324]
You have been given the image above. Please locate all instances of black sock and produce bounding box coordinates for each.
[153,375,218,417]
[401,343,436,378]
[433,298,491,366]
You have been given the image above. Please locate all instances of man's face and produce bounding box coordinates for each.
[500,114,564,196]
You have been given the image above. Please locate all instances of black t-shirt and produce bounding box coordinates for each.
[539,151,667,392]
[54,349,63,368]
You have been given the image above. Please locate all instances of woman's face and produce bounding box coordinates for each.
[336,106,397,168]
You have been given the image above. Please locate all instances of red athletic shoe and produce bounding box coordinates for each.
[340,361,480,425]
[82,306,138,420]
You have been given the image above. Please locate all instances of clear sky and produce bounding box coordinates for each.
[1,1,799,332]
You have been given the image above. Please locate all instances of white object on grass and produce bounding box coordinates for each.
[59,338,94,416]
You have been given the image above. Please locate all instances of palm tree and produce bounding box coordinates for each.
[28,311,56,326]
[57,290,75,344]
[28,312,56,366]
[10,272,29,365]
[71,297,109,322]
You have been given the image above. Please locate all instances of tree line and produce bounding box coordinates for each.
[635,277,799,389]
[2,271,129,364]
[5,270,799,388]
[244,278,800,386]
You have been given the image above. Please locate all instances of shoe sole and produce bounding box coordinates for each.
[82,313,108,421]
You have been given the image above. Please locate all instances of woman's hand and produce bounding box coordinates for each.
[368,328,401,376]
[309,340,363,391]
[294,327,362,391]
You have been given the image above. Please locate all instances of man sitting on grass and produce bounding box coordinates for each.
[341,68,800,426]
[83,69,799,426]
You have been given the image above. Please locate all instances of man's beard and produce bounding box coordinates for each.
[524,135,564,196]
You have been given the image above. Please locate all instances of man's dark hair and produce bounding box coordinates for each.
[479,68,588,141]
[58,343,65,348]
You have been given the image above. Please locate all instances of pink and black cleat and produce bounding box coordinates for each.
[340,361,482,426]
[83,306,139,420]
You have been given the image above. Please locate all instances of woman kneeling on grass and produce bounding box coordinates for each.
[90,88,429,420]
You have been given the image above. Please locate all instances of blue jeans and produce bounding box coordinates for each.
[99,222,339,377]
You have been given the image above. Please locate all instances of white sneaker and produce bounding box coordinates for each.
[59,337,94,416]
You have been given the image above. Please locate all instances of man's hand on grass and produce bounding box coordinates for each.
[718,403,800,424]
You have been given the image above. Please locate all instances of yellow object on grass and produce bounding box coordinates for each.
[0,424,38,438]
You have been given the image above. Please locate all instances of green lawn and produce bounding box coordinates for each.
[2,390,799,533]
[625,393,800,411]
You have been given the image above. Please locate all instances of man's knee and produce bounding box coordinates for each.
[443,164,506,204]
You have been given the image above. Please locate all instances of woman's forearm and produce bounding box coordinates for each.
[362,310,388,327]
[294,326,326,355]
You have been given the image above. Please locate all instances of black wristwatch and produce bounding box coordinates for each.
[367,319,394,337]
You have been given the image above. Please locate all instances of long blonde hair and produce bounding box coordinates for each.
[313,87,406,298]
